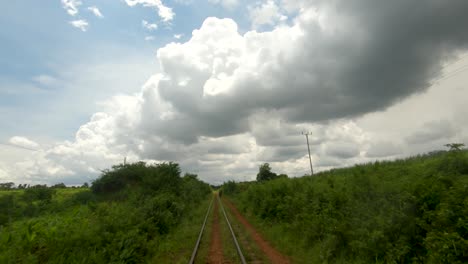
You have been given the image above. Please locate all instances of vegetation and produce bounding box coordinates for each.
[256,163,280,181]
[445,143,465,151]
[0,162,211,263]
[224,150,468,263]
[2,149,467,263]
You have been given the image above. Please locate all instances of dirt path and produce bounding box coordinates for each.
[223,199,291,264]
[208,195,225,264]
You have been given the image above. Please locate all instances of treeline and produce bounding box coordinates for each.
[0,182,88,190]
[0,162,211,263]
[223,150,468,263]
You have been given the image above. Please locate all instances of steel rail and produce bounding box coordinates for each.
[218,195,247,264]
[188,195,214,264]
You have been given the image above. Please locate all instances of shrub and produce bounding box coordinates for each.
[23,185,55,203]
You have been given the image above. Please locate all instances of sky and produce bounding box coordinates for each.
[1,0,468,185]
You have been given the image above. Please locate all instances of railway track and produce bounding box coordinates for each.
[189,193,246,264]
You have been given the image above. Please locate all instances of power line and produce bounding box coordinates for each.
[0,142,40,152]
[431,53,468,84]
[433,64,468,84]
[441,53,468,70]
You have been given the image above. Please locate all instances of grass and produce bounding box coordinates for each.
[193,195,214,263]
[0,162,213,263]
[225,150,468,263]
[0,190,23,197]
[218,197,242,263]
[153,194,213,264]
[221,197,269,263]
[228,196,313,263]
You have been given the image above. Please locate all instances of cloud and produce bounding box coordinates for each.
[5,1,468,185]
[366,141,402,158]
[208,0,239,10]
[406,120,457,145]
[174,34,183,39]
[324,142,360,159]
[249,0,286,28]
[124,0,174,22]
[69,19,89,31]
[88,6,104,18]
[142,20,158,30]
[61,0,82,16]
[143,0,468,146]
[9,136,40,150]
[145,36,155,41]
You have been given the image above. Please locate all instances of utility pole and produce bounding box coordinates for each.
[302,132,314,175]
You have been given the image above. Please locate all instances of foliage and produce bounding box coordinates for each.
[91,162,183,197]
[0,182,14,190]
[445,143,465,151]
[226,150,468,263]
[51,183,66,188]
[0,161,212,263]
[256,163,278,181]
[222,180,238,195]
[22,185,56,203]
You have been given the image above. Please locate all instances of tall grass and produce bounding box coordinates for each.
[225,150,468,263]
[0,162,212,263]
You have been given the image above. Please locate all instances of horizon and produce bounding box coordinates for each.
[1,0,468,185]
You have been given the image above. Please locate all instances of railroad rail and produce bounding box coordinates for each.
[218,194,247,264]
[189,195,214,264]
[189,193,246,264]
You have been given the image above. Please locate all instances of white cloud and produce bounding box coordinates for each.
[279,0,306,14]
[249,0,285,28]
[0,54,158,185]
[173,34,183,39]
[88,6,104,18]
[208,0,239,10]
[69,19,89,31]
[4,2,468,185]
[124,0,174,22]
[366,141,402,158]
[142,20,158,30]
[61,0,82,16]
[9,136,40,150]
[145,36,155,41]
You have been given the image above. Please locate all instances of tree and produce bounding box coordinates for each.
[51,183,66,188]
[0,182,15,190]
[444,143,465,151]
[183,173,198,180]
[23,185,55,203]
[256,163,277,182]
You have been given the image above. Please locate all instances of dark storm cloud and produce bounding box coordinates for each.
[282,0,468,123]
[137,1,468,147]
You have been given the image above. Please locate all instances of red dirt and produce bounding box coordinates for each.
[208,195,225,264]
[223,199,291,264]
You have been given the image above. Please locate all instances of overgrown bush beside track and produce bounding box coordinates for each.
[0,162,211,263]
[224,150,468,263]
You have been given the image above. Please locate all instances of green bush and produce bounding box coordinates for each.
[71,190,96,205]
[0,161,212,263]
[23,185,55,203]
[226,150,468,263]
